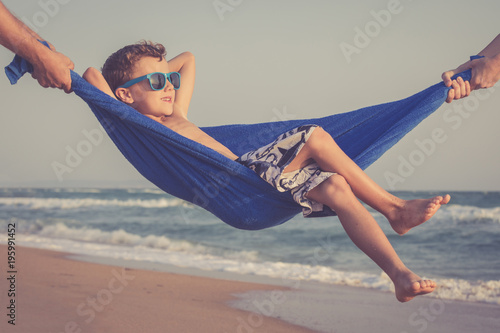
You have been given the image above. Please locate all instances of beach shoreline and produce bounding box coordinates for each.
[0,244,316,333]
[0,245,500,333]
[1,245,500,333]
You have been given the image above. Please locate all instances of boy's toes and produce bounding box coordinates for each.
[425,205,436,214]
[426,199,440,211]
[432,196,443,204]
[442,194,451,204]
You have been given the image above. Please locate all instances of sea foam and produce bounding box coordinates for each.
[5,224,500,305]
[0,197,187,210]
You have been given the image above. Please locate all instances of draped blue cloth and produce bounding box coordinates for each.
[5,55,470,230]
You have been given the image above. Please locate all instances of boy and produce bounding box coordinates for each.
[83,41,450,302]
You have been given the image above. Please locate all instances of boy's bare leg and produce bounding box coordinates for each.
[284,128,450,235]
[306,175,436,302]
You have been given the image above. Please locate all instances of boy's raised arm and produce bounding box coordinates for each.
[82,67,117,100]
[167,52,195,118]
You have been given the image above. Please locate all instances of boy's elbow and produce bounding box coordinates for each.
[182,51,195,63]
[82,67,116,99]
[82,67,101,83]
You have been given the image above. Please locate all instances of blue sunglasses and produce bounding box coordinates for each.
[118,72,181,90]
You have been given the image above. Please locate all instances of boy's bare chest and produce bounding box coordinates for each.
[160,116,238,160]
[162,117,207,141]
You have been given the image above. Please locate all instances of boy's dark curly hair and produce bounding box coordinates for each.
[102,40,167,94]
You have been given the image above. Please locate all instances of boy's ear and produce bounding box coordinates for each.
[115,88,133,103]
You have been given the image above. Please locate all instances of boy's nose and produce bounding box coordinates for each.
[164,79,174,91]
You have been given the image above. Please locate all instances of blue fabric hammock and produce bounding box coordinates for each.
[5,55,471,231]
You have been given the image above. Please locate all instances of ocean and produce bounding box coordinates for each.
[1,187,499,304]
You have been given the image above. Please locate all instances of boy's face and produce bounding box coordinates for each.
[120,56,175,119]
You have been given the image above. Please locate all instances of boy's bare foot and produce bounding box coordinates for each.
[394,270,436,303]
[388,195,451,235]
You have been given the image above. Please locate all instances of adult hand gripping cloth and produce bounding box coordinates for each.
[5,54,471,230]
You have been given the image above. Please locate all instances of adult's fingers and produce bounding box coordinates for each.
[441,70,456,87]
[61,73,73,93]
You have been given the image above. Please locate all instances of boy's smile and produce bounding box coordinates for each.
[161,96,173,103]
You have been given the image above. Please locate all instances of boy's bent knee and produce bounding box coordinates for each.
[311,174,350,198]
[325,174,350,193]
[308,127,334,152]
[327,174,354,202]
[306,174,353,207]
[324,175,356,209]
[310,126,329,141]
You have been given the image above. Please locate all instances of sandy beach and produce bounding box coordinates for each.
[0,245,315,333]
[1,244,500,333]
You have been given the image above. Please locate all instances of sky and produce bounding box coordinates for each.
[1,0,499,191]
